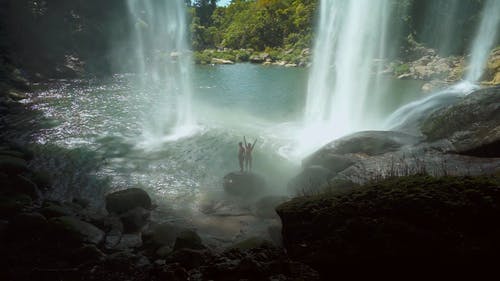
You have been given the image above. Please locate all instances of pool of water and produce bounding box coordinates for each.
[23,63,425,244]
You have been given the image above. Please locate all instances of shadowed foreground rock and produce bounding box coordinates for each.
[277,175,500,277]
[105,188,152,215]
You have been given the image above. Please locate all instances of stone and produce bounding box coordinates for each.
[71,244,105,264]
[211,58,234,65]
[149,222,184,247]
[254,196,289,218]
[166,249,210,270]
[155,262,189,280]
[0,193,32,219]
[277,175,500,277]
[3,175,40,199]
[0,155,28,175]
[49,216,105,245]
[228,237,273,251]
[105,188,151,214]
[421,85,500,156]
[8,212,48,234]
[114,233,143,250]
[173,230,206,251]
[223,172,267,197]
[41,202,74,218]
[119,207,150,233]
[155,245,173,257]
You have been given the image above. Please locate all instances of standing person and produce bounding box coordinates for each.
[244,136,257,172]
[238,142,245,173]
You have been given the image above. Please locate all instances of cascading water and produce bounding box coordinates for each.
[465,0,500,82]
[385,0,499,133]
[301,0,392,150]
[125,0,195,143]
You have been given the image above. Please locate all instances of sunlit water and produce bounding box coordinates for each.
[25,64,424,244]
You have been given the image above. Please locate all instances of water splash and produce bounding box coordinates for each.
[465,0,500,82]
[301,0,392,151]
[384,81,479,134]
[126,0,196,143]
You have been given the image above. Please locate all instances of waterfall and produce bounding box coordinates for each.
[385,0,499,134]
[303,0,392,141]
[465,0,500,82]
[126,0,195,142]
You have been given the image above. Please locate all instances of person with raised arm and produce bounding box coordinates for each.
[243,136,257,172]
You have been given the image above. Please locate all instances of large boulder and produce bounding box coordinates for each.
[49,216,105,245]
[421,85,500,156]
[119,207,150,233]
[277,175,500,277]
[290,87,500,195]
[223,172,266,197]
[105,188,151,215]
[173,230,206,251]
[291,131,419,194]
[305,131,419,163]
[0,155,28,175]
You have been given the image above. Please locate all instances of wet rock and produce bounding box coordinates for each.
[5,175,40,199]
[253,196,289,218]
[49,216,105,245]
[8,212,48,233]
[119,207,150,233]
[485,47,500,85]
[229,237,273,251]
[307,131,419,159]
[421,85,500,156]
[114,233,143,250]
[166,248,211,270]
[41,202,74,218]
[0,155,28,175]
[154,262,188,281]
[71,244,105,264]
[72,197,90,209]
[173,229,206,251]
[0,193,32,219]
[155,245,173,258]
[288,166,332,195]
[223,172,267,197]
[105,188,152,215]
[148,222,184,247]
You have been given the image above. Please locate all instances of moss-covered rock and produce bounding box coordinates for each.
[277,175,500,276]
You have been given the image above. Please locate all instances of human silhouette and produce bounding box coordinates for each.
[238,141,245,173]
[243,136,257,172]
